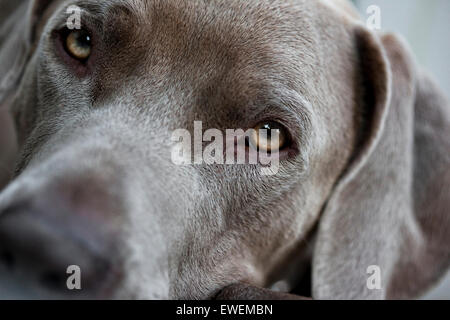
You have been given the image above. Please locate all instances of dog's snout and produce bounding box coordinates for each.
[0,197,122,299]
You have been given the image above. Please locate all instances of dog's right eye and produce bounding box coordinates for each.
[63,29,92,61]
[250,121,289,152]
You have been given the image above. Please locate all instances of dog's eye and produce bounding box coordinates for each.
[250,121,289,152]
[64,30,92,61]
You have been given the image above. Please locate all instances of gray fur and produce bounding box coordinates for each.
[0,0,448,299]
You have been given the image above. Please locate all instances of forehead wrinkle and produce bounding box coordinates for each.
[53,0,136,26]
[266,86,314,144]
[271,87,314,126]
[64,0,108,19]
[50,0,116,31]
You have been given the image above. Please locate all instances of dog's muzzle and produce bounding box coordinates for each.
[0,175,124,299]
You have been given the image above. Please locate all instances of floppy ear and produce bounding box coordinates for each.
[386,46,450,298]
[0,1,58,184]
[0,1,58,151]
[0,1,55,105]
[312,25,425,299]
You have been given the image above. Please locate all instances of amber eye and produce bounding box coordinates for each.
[64,30,92,61]
[250,121,289,152]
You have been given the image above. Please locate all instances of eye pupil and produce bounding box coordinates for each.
[76,32,91,47]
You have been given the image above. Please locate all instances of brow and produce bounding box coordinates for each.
[52,0,132,30]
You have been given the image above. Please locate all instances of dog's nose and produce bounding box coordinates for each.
[0,201,121,299]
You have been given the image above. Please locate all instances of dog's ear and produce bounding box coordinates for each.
[313,25,449,299]
[312,25,421,299]
[0,0,57,109]
[0,1,58,148]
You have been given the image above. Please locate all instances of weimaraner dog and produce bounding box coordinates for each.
[0,0,449,300]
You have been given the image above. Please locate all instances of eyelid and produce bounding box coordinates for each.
[255,92,314,145]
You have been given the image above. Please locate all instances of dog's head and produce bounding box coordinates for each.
[0,0,427,299]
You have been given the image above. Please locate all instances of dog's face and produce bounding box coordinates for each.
[0,0,391,299]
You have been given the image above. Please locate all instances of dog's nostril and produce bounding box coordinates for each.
[0,250,15,270]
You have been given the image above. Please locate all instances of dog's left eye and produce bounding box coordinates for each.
[250,121,289,152]
[64,29,92,61]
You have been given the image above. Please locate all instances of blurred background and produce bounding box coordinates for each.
[352,0,450,94]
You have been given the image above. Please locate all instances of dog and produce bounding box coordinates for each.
[0,0,449,299]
